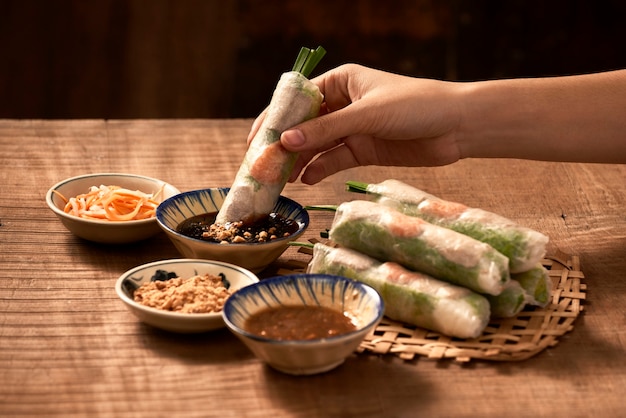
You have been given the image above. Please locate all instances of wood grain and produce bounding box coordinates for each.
[1,119,625,417]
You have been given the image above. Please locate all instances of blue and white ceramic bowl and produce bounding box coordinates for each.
[222,274,384,375]
[46,173,180,244]
[115,258,259,333]
[156,187,309,273]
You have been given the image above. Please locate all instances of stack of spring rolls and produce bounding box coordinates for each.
[307,179,552,339]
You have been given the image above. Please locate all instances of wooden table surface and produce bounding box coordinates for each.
[1,119,625,417]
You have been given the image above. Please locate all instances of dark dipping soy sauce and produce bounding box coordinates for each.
[176,211,299,244]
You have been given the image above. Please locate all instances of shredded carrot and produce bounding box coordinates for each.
[55,185,164,221]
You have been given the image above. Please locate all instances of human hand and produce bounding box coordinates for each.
[248,64,464,184]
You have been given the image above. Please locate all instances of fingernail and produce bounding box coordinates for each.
[282,129,306,147]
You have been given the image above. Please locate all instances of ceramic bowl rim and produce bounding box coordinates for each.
[155,187,310,247]
[222,273,384,345]
[115,258,260,320]
[46,172,180,226]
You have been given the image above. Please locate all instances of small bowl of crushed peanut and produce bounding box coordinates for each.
[115,258,259,333]
[156,187,309,273]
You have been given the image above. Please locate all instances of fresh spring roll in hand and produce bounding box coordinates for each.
[512,263,552,308]
[216,48,325,225]
[348,179,549,273]
[308,243,491,339]
[329,200,511,296]
[216,71,323,224]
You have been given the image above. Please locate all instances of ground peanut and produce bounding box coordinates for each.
[133,273,230,313]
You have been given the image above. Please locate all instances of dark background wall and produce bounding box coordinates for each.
[1,0,625,119]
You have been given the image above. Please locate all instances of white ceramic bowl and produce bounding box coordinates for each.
[46,173,181,244]
[115,258,259,333]
[156,187,309,273]
[222,273,384,375]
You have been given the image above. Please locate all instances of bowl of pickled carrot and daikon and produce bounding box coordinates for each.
[46,173,181,244]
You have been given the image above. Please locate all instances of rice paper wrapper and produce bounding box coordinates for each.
[485,280,528,318]
[216,71,323,224]
[308,243,491,339]
[329,200,510,296]
[512,263,552,307]
[365,179,549,273]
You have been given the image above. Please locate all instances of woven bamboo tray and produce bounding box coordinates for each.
[278,246,586,363]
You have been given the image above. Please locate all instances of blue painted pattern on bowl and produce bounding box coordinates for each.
[115,258,259,333]
[156,187,309,273]
[222,274,384,375]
